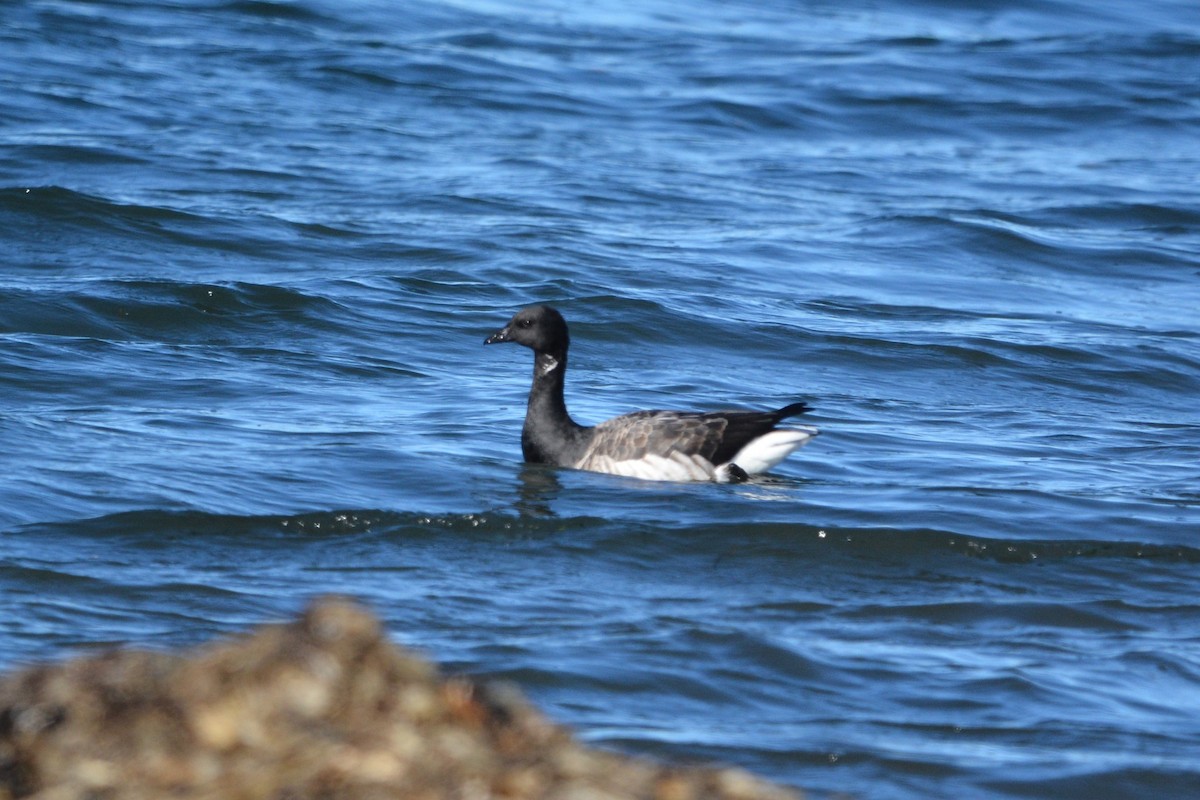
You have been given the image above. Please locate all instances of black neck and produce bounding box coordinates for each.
[521,350,589,464]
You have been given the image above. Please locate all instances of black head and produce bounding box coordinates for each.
[484,305,570,354]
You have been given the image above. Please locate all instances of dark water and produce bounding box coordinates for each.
[3,1,1200,798]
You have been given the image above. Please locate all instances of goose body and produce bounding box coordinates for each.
[484,305,818,483]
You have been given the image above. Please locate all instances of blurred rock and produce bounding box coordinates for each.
[0,598,804,800]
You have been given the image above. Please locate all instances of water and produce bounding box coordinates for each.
[3,0,1199,797]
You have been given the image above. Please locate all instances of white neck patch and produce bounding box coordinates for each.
[539,355,559,376]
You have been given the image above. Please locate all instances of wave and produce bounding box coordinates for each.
[0,185,364,263]
[0,275,347,344]
[16,508,1200,566]
[0,185,197,229]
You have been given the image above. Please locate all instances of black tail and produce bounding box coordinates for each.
[775,401,812,421]
[708,401,814,466]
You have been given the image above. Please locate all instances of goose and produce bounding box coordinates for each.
[484,305,818,483]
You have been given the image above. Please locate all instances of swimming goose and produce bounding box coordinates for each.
[484,305,818,483]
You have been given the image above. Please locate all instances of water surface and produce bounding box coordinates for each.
[2,1,1199,798]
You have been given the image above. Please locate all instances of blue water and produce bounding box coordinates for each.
[3,1,1200,797]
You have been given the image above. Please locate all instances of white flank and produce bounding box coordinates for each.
[729,426,819,475]
[582,451,718,482]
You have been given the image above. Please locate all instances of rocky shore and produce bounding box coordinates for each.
[0,598,805,800]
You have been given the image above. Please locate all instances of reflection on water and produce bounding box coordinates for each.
[514,464,563,519]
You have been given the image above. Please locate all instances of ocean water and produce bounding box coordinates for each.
[3,0,1200,797]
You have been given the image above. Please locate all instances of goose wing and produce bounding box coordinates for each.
[574,411,728,480]
[582,410,726,462]
[574,403,812,481]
